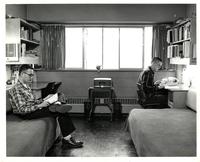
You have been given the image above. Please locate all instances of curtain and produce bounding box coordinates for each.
[152,25,173,70]
[40,25,65,70]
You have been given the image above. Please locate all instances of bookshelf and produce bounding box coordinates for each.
[167,19,192,65]
[6,18,40,64]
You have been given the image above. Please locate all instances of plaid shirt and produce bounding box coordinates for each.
[137,66,156,97]
[9,80,39,114]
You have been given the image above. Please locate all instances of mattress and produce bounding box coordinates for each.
[128,108,196,156]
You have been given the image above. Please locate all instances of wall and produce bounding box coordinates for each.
[6,4,27,82]
[182,5,197,88]
[6,4,177,98]
[36,70,175,98]
[6,4,27,19]
[176,4,197,86]
[26,4,187,23]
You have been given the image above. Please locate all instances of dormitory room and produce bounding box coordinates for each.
[4,3,198,157]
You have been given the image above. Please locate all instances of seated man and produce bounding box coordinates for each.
[8,64,83,149]
[137,57,168,108]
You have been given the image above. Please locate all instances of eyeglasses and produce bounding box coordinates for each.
[24,72,34,77]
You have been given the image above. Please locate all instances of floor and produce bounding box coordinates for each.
[46,114,138,157]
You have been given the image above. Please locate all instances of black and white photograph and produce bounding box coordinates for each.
[1,1,199,162]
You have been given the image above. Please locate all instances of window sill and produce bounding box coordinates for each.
[35,68,175,72]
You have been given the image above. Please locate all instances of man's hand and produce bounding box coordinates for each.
[35,98,43,104]
[154,80,161,85]
[36,100,50,109]
[158,82,165,89]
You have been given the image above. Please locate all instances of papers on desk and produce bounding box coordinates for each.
[164,84,189,91]
[164,85,180,89]
[156,77,179,87]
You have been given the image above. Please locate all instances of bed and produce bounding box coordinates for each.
[128,88,196,156]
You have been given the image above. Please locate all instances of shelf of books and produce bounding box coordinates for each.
[167,19,191,64]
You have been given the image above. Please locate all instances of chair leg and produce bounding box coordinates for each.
[88,103,95,121]
[108,104,113,122]
[110,105,114,122]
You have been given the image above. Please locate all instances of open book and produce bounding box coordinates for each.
[43,93,58,104]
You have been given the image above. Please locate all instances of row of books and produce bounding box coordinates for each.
[167,22,191,43]
[20,27,33,40]
[167,41,190,58]
[21,43,38,57]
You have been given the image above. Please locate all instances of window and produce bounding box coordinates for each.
[120,28,143,68]
[65,26,152,70]
[103,28,119,69]
[65,28,83,68]
[84,28,102,69]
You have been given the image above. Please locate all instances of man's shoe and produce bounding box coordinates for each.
[62,138,83,149]
[49,104,72,113]
[70,137,84,145]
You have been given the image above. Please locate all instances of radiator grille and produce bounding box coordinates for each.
[113,98,138,104]
[66,97,138,105]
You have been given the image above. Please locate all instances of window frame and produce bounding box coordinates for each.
[65,25,152,71]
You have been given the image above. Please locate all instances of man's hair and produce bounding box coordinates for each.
[19,64,33,75]
[151,57,162,64]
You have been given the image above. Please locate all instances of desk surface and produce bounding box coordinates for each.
[164,84,189,92]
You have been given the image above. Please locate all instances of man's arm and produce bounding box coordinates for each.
[142,71,155,92]
[9,91,38,114]
[9,87,48,114]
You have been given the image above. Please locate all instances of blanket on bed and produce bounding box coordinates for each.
[128,108,196,156]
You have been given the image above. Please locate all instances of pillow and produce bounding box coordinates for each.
[6,90,12,113]
[186,88,196,112]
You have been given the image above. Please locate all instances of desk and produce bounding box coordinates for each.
[164,84,189,108]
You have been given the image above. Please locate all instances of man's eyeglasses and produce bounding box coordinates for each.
[24,72,34,77]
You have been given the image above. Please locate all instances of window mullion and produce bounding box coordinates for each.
[119,28,120,69]
[142,27,145,69]
[82,28,85,69]
[102,27,104,69]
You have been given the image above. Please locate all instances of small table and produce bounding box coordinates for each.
[86,86,116,121]
[164,84,189,108]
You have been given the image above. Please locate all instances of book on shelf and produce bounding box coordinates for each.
[167,43,189,58]
[21,43,26,57]
[178,26,184,40]
[183,41,190,58]
[184,22,191,40]
[167,29,173,43]
[174,28,178,42]
[167,21,191,43]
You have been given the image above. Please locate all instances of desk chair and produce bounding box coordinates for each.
[88,87,114,122]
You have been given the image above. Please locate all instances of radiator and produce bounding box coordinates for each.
[66,97,138,105]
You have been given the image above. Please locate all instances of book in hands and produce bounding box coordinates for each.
[43,93,58,104]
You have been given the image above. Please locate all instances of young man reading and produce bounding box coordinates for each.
[137,57,168,108]
[8,64,83,149]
